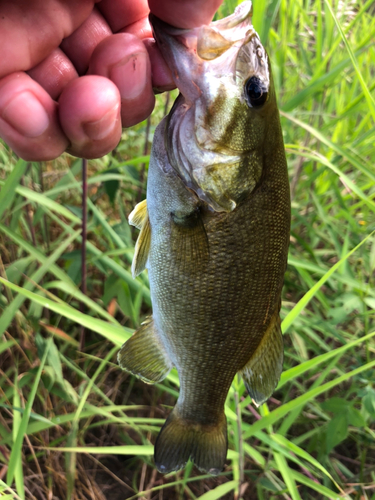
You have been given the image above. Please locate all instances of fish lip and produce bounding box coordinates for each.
[149,13,203,103]
[149,13,190,38]
[149,3,255,102]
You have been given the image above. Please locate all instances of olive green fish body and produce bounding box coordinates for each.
[118,1,290,475]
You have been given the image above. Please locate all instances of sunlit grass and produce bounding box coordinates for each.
[1,0,375,498]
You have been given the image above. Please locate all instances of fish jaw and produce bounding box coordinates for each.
[150,2,275,213]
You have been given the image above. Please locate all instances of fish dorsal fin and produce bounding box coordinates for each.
[129,199,148,229]
[239,309,283,407]
[130,200,151,278]
[118,317,173,384]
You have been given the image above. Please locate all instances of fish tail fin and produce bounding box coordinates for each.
[154,407,227,475]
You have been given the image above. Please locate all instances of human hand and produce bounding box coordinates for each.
[0,0,223,161]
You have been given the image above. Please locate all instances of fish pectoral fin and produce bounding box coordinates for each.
[118,317,173,384]
[239,310,284,407]
[131,205,151,278]
[170,208,209,273]
[155,407,227,475]
[129,199,148,229]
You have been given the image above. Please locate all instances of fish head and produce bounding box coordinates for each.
[151,2,281,212]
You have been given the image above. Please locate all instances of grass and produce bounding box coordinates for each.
[1,0,375,498]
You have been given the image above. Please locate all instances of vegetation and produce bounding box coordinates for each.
[1,0,375,498]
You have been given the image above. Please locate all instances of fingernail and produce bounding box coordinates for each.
[2,91,50,138]
[110,52,148,100]
[82,103,120,140]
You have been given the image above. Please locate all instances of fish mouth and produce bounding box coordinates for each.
[149,2,254,102]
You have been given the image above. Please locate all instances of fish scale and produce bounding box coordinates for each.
[118,1,290,475]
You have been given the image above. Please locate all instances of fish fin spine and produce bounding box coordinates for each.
[118,317,172,384]
[129,199,148,229]
[240,310,283,407]
[131,205,151,278]
[155,407,227,475]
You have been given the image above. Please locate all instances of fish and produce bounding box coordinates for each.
[118,1,290,475]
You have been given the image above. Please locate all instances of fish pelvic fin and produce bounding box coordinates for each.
[118,317,173,384]
[129,200,151,278]
[154,407,227,475]
[240,309,284,407]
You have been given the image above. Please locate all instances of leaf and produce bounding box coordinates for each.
[47,341,64,385]
[321,397,349,414]
[326,414,348,453]
[258,477,279,493]
[364,297,375,310]
[363,389,375,416]
[347,407,366,428]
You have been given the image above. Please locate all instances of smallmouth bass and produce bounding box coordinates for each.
[118,1,290,475]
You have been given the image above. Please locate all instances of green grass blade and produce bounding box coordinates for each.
[6,338,51,486]
[0,340,16,355]
[272,434,339,488]
[41,208,151,305]
[282,230,375,333]
[278,329,375,388]
[12,371,24,500]
[195,480,237,500]
[2,182,81,223]
[0,277,132,346]
[243,358,375,440]
[324,0,375,123]
[0,230,81,336]
[43,280,120,325]
[0,223,76,286]
[274,452,302,500]
[281,112,375,183]
[289,470,343,500]
[290,147,375,212]
[0,160,28,219]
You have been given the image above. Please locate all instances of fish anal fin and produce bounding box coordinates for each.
[131,206,151,278]
[155,407,227,475]
[129,199,148,229]
[118,317,172,384]
[240,310,284,407]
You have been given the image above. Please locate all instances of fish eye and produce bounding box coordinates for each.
[244,76,268,108]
